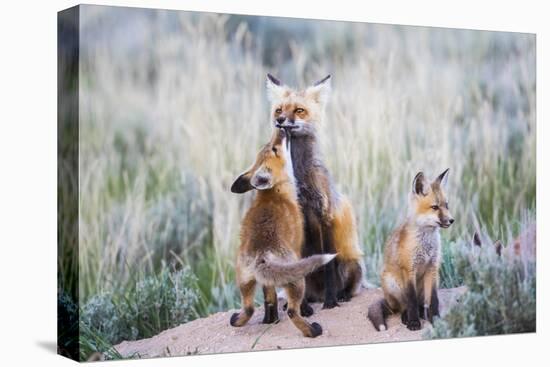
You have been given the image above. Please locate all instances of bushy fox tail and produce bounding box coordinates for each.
[254,253,337,286]
[368,298,391,331]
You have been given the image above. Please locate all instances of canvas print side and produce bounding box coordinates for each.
[60,4,537,361]
[57,5,80,361]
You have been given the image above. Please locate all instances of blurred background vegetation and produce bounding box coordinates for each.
[58,5,535,360]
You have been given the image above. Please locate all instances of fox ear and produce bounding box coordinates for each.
[435,168,450,188]
[306,74,331,105]
[231,172,253,194]
[266,73,287,103]
[412,171,429,196]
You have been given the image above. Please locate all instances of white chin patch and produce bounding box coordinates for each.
[252,182,273,190]
[253,182,272,190]
[416,215,439,228]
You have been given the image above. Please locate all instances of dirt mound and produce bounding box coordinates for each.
[114,287,466,358]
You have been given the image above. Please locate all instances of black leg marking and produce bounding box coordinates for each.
[262,286,279,324]
[429,288,440,323]
[401,311,408,325]
[262,303,279,324]
[321,223,339,309]
[337,291,352,302]
[405,282,421,330]
[302,210,327,303]
[322,260,339,309]
[300,299,314,317]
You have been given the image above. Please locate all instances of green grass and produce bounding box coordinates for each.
[62,9,536,360]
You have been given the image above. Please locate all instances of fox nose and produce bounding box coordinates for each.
[276,116,286,125]
[449,218,455,225]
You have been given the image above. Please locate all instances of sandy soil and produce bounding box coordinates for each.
[113,287,466,359]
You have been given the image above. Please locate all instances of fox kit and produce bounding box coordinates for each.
[265,74,365,310]
[368,169,454,331]
[230,128,335,337]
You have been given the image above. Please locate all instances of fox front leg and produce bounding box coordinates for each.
[321,223,339,309]
[322,260,340,309]
[428,287,440,322]
[422,267,439,323]
[404,280,421,330]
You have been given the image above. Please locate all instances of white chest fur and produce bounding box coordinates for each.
[413,228,441,274]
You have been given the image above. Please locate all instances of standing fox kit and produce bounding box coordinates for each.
[265,74,364,309]
[230,128,335,337]
[368,169,454,331]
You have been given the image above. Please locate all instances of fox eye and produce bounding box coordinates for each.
[431,205,439,210]
[272,147,278,154]
[295,108,305,114]
[275,108,283,114]
[445,202,449,209]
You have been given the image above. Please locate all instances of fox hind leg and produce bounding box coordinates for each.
[285,280,322,337]
[337,259,363,302]
[281,298,313,317]
[380,272,405,330]
[300,299,314,317]
[262,286,279,324]
[230,279,256,327]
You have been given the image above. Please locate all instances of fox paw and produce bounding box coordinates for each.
[401,312,408,325]
[407,318,421,331]
[337,290,352,302]
[322,299,339,309]
[262,304,279,324]
[230,313,240,327]
[308,322,323,338]
[301,303,314,317]
[262,313,279,324]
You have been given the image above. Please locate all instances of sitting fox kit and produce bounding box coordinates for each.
[265,74,365,309]
[230,128,335,338]
[368,169,454,331]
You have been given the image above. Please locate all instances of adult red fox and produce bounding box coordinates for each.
[230,128,335,337]
[265,74,365,310]
[368,169,454,331]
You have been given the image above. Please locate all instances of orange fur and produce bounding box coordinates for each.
[332,197,363,261]
[230,129,330,338]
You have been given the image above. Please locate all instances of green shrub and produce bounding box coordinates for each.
[430,245,536,338]
[132,264,200,334]
[81,291,136,345]
[80,265,200,358]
